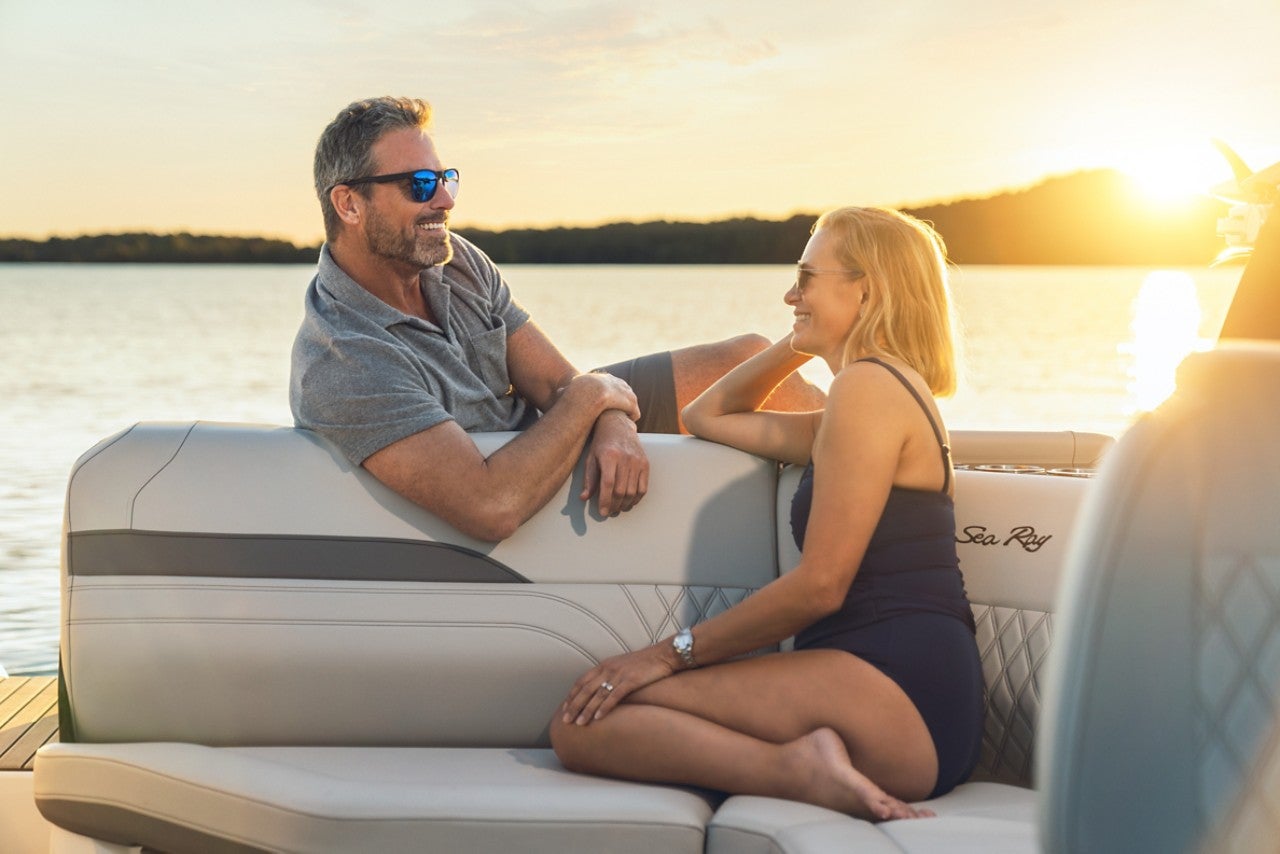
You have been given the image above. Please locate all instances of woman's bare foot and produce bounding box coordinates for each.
[784,728,934,821]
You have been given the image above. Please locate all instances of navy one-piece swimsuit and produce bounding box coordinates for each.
[790,357,983,799]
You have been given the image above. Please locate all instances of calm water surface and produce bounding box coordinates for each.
[0,262,1242,674]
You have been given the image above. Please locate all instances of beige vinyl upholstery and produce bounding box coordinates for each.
[58,427,775,747]
[949,430,1111,468]
[707,784,1039,854]
[1039,343,1280,853]
[35,744,714,854]
[37,423,1107,852]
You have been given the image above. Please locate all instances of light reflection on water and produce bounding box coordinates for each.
[1123,271,1206,414]
[0,262,1241,675]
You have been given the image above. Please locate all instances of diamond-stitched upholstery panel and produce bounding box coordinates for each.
[622,585,758,644]
[1196,554,1280,835]
[971,604,1052,788]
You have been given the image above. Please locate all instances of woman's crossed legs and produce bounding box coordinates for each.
[549,648,937,821]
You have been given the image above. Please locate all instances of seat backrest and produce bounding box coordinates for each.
[949,429,1112,469]
[61,424,778,747]
[954,468,1090,788]
[776,442,1095,789]
[1039,343,1280,852]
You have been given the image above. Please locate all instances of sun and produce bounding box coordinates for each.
[1116,144,1229,207]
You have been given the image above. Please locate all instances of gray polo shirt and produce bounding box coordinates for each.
[290,235,533,465]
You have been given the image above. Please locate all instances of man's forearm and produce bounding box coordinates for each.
[362,372,637,542]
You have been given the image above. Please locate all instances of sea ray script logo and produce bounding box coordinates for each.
[956,525,1052,553]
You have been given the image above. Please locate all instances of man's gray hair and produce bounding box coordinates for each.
[314,97,434,241]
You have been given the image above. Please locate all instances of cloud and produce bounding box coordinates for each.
[444,4,779,81]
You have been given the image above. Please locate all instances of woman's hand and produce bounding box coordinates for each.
[560,644,676,725]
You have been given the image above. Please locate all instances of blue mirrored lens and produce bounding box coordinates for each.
[441,168,460,199]
[405,169,459,203]
[409,173,439,203]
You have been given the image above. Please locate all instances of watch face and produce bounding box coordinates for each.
[674,629,695,665]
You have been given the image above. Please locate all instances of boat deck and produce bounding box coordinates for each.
[0,676,58,772]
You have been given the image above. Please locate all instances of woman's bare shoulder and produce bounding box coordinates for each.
[828,359,916,403]
[823,359,937,444]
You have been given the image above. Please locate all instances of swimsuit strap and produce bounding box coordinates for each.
[855,357,952,494]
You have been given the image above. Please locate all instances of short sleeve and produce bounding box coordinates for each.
[291,331,454,466]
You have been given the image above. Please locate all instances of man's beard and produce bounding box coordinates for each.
[364,205,453,269]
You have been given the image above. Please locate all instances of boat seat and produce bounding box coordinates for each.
[35,424,1105,852]
[1039,342,1280,852]
[35,744,714,853]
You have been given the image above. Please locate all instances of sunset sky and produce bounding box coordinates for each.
[2,0,1278,245]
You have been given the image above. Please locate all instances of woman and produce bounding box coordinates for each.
[550,207,983,820]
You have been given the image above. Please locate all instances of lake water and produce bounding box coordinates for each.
[0,262,1243,675]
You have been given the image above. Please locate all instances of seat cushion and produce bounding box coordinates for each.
[883,783,1038,853]
[34,743,716,853]
[707,796,902,854]
[707,782,1036,854]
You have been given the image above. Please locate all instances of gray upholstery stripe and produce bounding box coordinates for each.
[67,530,529,583]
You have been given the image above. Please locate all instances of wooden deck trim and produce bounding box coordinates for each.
[0,676,59,772]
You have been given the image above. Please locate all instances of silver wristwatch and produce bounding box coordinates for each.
[672,627,697,669]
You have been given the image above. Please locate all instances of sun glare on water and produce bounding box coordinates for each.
[1123,271,1205,413]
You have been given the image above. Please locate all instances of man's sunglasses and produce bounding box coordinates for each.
[330,168,461,204]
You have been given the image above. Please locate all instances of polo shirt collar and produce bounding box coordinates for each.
[317,244,448,333]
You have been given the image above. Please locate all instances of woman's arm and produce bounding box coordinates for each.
[682,335,823,465]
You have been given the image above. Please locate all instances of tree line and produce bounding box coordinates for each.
[0,170,1227,266]
[0,232,315,263]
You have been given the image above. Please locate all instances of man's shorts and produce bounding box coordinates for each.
[594,351,679,434]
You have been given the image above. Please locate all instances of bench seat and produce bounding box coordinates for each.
[36,744,715,854]
[36,424,1106,853]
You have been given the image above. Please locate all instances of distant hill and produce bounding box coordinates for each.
[903,169,1225,265]
[0,169,1227,265]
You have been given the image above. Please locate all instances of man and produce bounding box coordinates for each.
[291,97,821,541]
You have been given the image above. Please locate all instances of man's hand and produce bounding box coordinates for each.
[582,409,649,516]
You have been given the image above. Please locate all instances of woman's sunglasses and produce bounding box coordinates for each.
[330,168,461,204]
[793,265,865,293]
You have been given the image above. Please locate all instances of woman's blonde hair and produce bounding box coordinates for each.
[813,206,957,396]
